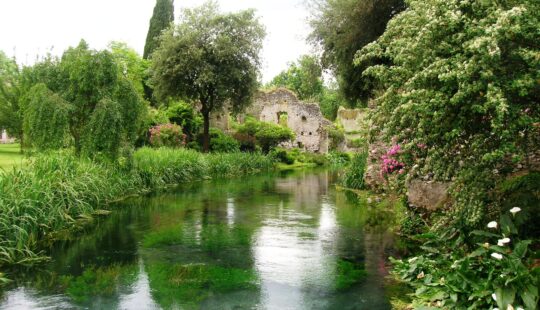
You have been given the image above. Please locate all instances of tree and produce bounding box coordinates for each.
[151,2,265,152]
[268,55,323,100]
[356,0,540,228]
[143,0,174,59]
[23,83,70,150]
[0,52,23,145]
[308,0,405,106]
[109,41,149,97]
[24,40,145,159]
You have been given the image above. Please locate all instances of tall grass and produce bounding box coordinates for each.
[0,148,273,269]
[342,151,368,190]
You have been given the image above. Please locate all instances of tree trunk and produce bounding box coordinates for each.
[202,109,210,153]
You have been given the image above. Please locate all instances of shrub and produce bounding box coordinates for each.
[236,117,295,153]
[166,101,203,140]
[328,125,345,149]
[342,151,368,189]
[269,148,295,165]
[392,209,539,309]
[149,123,186,148]
[208,128,240,153]
[327,152,351,167]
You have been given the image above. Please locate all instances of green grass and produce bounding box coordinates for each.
[0,144,24,170]
[0,148,274,270]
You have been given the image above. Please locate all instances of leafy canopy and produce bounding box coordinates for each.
[357,0,540,228]
[309,0,405,106]
[268,55,323,100]
[151,1,265,151]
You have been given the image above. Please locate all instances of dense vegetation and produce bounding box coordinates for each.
[151,2,265,151]
[0,148,273,267]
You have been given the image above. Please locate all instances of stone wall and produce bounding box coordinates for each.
[336,107,365,133]
[220,88,331,153]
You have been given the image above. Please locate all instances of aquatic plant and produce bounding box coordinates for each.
[342,151,368,189]
[0,148,273,269]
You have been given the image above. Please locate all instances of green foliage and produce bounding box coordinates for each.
[166,101,202,140]
[149,123,185,148]
[208,128,240,153]
[309,0,405,105]
[23,83,70,150]
[318,86,345,120]
[0,51,23,142]
[392,211,539,309]
[151,1,265,151]
[334,260,367,291]
[134,147,273,188]
[143,0,174,59]
[236,118,295,153]
[0,148,273,268]
[267,55,324,100]
[327,151,351,167]
[328,125,345,149]
[269,148,295,165]
[22,41,145,159]
[356,0,540,231]
[108,41,149,96]
[342,151,367,189]
[82,98,123,159]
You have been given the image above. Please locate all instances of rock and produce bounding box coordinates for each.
[407,179,450,210]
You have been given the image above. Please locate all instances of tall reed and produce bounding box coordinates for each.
[0,148,273,269]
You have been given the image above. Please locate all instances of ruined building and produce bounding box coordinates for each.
[210,88,332,153]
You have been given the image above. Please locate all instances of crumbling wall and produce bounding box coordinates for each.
[247,89,331,153]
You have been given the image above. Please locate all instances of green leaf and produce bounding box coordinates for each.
[495,286,516,309]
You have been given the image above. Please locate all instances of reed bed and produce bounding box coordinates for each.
[0,148,273,269]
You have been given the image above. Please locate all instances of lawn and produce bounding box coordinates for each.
[0,144,24,170]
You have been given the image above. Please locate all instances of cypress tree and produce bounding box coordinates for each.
[143,0,174,59]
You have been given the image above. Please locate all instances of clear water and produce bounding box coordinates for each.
[0,170,398,310]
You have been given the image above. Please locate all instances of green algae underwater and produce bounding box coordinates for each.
[0,170,404,309]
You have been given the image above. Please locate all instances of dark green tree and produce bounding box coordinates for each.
[268,55,323,100]
[151,2,265,152]
[0,52,23,145]
[143,0,174,59]
[24,40,145,159]
[23,83,70,150]
[308,0,405,106]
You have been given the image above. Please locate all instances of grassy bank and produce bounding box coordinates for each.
[0,144,24,170]
[0,147,273,268]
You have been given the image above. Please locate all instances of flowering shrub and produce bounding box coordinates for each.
[149,123,186,148]
[392,208,539,309]
[380,144,405,177]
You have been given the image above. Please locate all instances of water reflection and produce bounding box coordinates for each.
[0,170,395,309]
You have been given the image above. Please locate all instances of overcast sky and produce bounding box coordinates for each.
[0,0,313,82]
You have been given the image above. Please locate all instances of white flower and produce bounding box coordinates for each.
[492,293,497,301]
[510,207,521,215]
[497,238,511,246]
[487,221,498,229]
[408,257,418,263]
[516,307,524,310]
[507,305,515,310]
[491,253,503,260]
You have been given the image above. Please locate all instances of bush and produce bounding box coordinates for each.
[327,152,351,167]
[208,128,240,153]
[149,123,186,148]
[166,101,202,140]
[269,148,295,165]
[328,125,345,150]
[235,117,295,153]
[392,209,539,309]
[342,151,367,189]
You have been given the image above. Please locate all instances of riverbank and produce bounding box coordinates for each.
[0,147,274,271]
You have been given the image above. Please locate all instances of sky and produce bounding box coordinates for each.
[0,0,313,83]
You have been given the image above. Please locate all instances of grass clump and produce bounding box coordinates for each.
[342,151,368,189]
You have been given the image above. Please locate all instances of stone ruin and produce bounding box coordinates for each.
[211,88,332,153]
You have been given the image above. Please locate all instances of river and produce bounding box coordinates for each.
[0,169,398,309]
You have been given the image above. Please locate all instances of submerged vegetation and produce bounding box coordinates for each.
[0,148,273,268]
